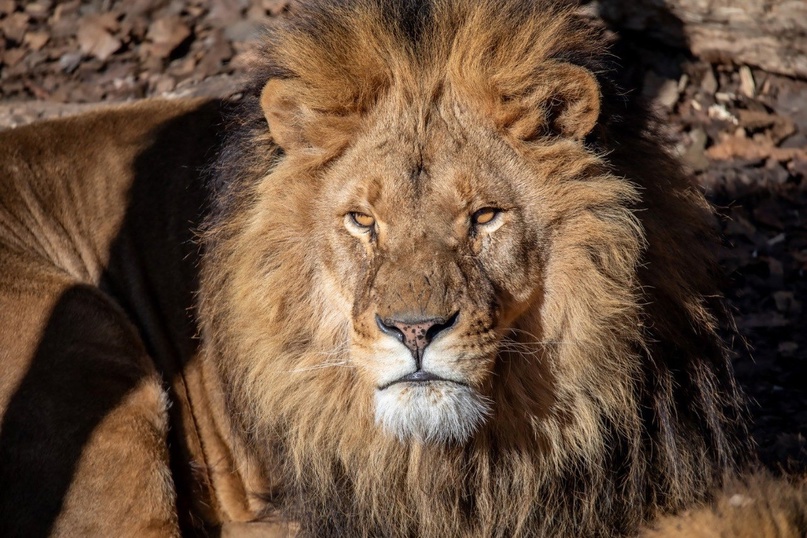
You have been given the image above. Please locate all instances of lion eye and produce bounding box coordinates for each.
[472,207,500,226]
[349,212,376,229]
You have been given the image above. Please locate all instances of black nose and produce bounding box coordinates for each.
[376,312,459,360]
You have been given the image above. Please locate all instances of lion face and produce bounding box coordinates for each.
[290,94,577,443]
[247,26,611,442]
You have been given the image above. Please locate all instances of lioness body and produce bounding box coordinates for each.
[1,0,754,536]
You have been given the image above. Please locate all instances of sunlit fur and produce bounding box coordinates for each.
[640,473,807,538]
[199,0,750,535]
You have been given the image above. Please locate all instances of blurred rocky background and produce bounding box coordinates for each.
[1,0,806,473]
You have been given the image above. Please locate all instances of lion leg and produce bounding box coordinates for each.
[0,265,179,537]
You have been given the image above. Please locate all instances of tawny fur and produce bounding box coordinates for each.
[641,473,807,537]
[198,0,750,536]
[0,100,220,536]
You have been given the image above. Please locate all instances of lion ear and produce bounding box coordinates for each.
[260,78,359,153]
[261,78,308,151]
[499,63,601,142]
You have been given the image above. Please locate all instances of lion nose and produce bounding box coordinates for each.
[375,312,459,359]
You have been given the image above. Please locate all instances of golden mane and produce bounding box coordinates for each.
[199,0,750,535]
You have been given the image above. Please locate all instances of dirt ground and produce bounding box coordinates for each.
[1,0,806,473]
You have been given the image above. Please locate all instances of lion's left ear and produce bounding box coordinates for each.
[497,63,601,142]
[260,78,360,154]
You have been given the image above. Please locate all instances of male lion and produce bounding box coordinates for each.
[0,0,752,536]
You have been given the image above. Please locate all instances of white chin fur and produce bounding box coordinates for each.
[374,383,491,444]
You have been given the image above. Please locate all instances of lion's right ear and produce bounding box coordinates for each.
[260,78,359,154]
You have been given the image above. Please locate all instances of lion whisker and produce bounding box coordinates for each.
[288,361,353,373]
[306,348,350,357]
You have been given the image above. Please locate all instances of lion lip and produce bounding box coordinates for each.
[379,370,461,390]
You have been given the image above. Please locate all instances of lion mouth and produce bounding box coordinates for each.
[379,370,464,390]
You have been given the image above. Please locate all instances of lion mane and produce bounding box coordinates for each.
[197,0,750,536]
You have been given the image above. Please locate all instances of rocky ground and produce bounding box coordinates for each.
[1,0,805,473]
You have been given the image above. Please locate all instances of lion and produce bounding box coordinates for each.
[0,0,757,536]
